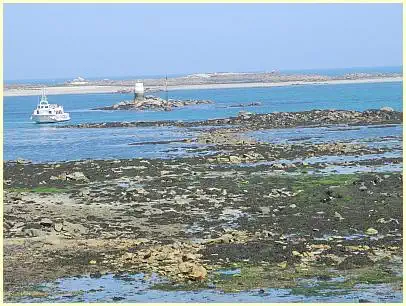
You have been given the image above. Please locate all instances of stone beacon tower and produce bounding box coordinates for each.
[133,81,145,102]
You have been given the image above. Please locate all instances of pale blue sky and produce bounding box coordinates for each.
[4,3,402,80]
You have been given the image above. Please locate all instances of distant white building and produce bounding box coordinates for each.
[69,76,89,85]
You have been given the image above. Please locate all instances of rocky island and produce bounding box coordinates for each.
[60,108,402,129]
[4,71,402,97]
[93,96,213,111]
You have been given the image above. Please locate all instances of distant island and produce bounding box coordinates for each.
[4,71,402,97]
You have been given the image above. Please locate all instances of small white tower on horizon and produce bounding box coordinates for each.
[134,81,145,101]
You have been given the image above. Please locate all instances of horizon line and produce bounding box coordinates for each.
[5,64,403,83]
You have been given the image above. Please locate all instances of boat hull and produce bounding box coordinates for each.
[31,114,70,124]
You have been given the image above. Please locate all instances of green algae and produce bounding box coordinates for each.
[211,263,402,296]
[151,261,402,297]
[292,173,357,191]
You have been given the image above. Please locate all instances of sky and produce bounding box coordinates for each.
[4,3,403,80]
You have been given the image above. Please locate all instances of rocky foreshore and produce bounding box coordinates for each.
[3,105,403,301]
[59,108,402,129]
[4,150,403,300]
[93,96,212,111]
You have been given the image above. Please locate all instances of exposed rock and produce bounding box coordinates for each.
[205,230,249,245]
[178,262,207,280]
[62,221,88,236]
[59,109,403,130]
[178,261,192,274]
[189,264,207,280]
[39,218,53,227]
[359,183,368,191]
[66,172,89,182]
[23,228,47,237]
[277,261,287,269]
[238,111,253,120]
[266,188,297,198]
[259,206,271,214]
[365,227,378,235]
[338,254,374,269]
[16,158,31,164]
[112,296,125,301]
[54,223,63,232]
[272,163,285,170]
[93,96,212,112]
[78,187,91,197]
[229,156,242,163]
[334,212,345,221]
[380,106,394,112]
[4,221,13,230]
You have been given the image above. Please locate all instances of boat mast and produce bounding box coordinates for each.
[133,81,136,103]
[40,87,47,102]
[165,74,168,102]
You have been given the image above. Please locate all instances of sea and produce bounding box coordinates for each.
[4,67,403,163]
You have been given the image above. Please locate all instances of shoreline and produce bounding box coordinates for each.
[4,76,402,97]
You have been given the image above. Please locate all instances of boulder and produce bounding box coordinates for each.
[338,254,374,269]
[66,172,89,182]
[40,218,53,227]
[218,233,234,244]
[380,106,394,112]
[229,156,241,163]
[365,227,378,235]
[54,223,63,232]
[238,111,253,120]
[189,264,207,280]
[16,158,31,164]
[178,262,192,274]
[23,228,47,237]
[62,221,88,236]
[272,163,285,170]
[334,212,345,221]
[359,183,368,191]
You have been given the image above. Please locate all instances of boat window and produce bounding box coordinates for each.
[49,111,52,114]
[37,111,39,114]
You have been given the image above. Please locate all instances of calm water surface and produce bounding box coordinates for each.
[4,81,402,162]
[11,273,402,303]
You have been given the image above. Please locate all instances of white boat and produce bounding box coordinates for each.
[31,89,70,123]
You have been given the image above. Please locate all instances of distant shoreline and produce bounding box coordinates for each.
[4,76,402,97]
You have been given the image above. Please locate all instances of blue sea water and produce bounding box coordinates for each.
[4,81,403,162]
